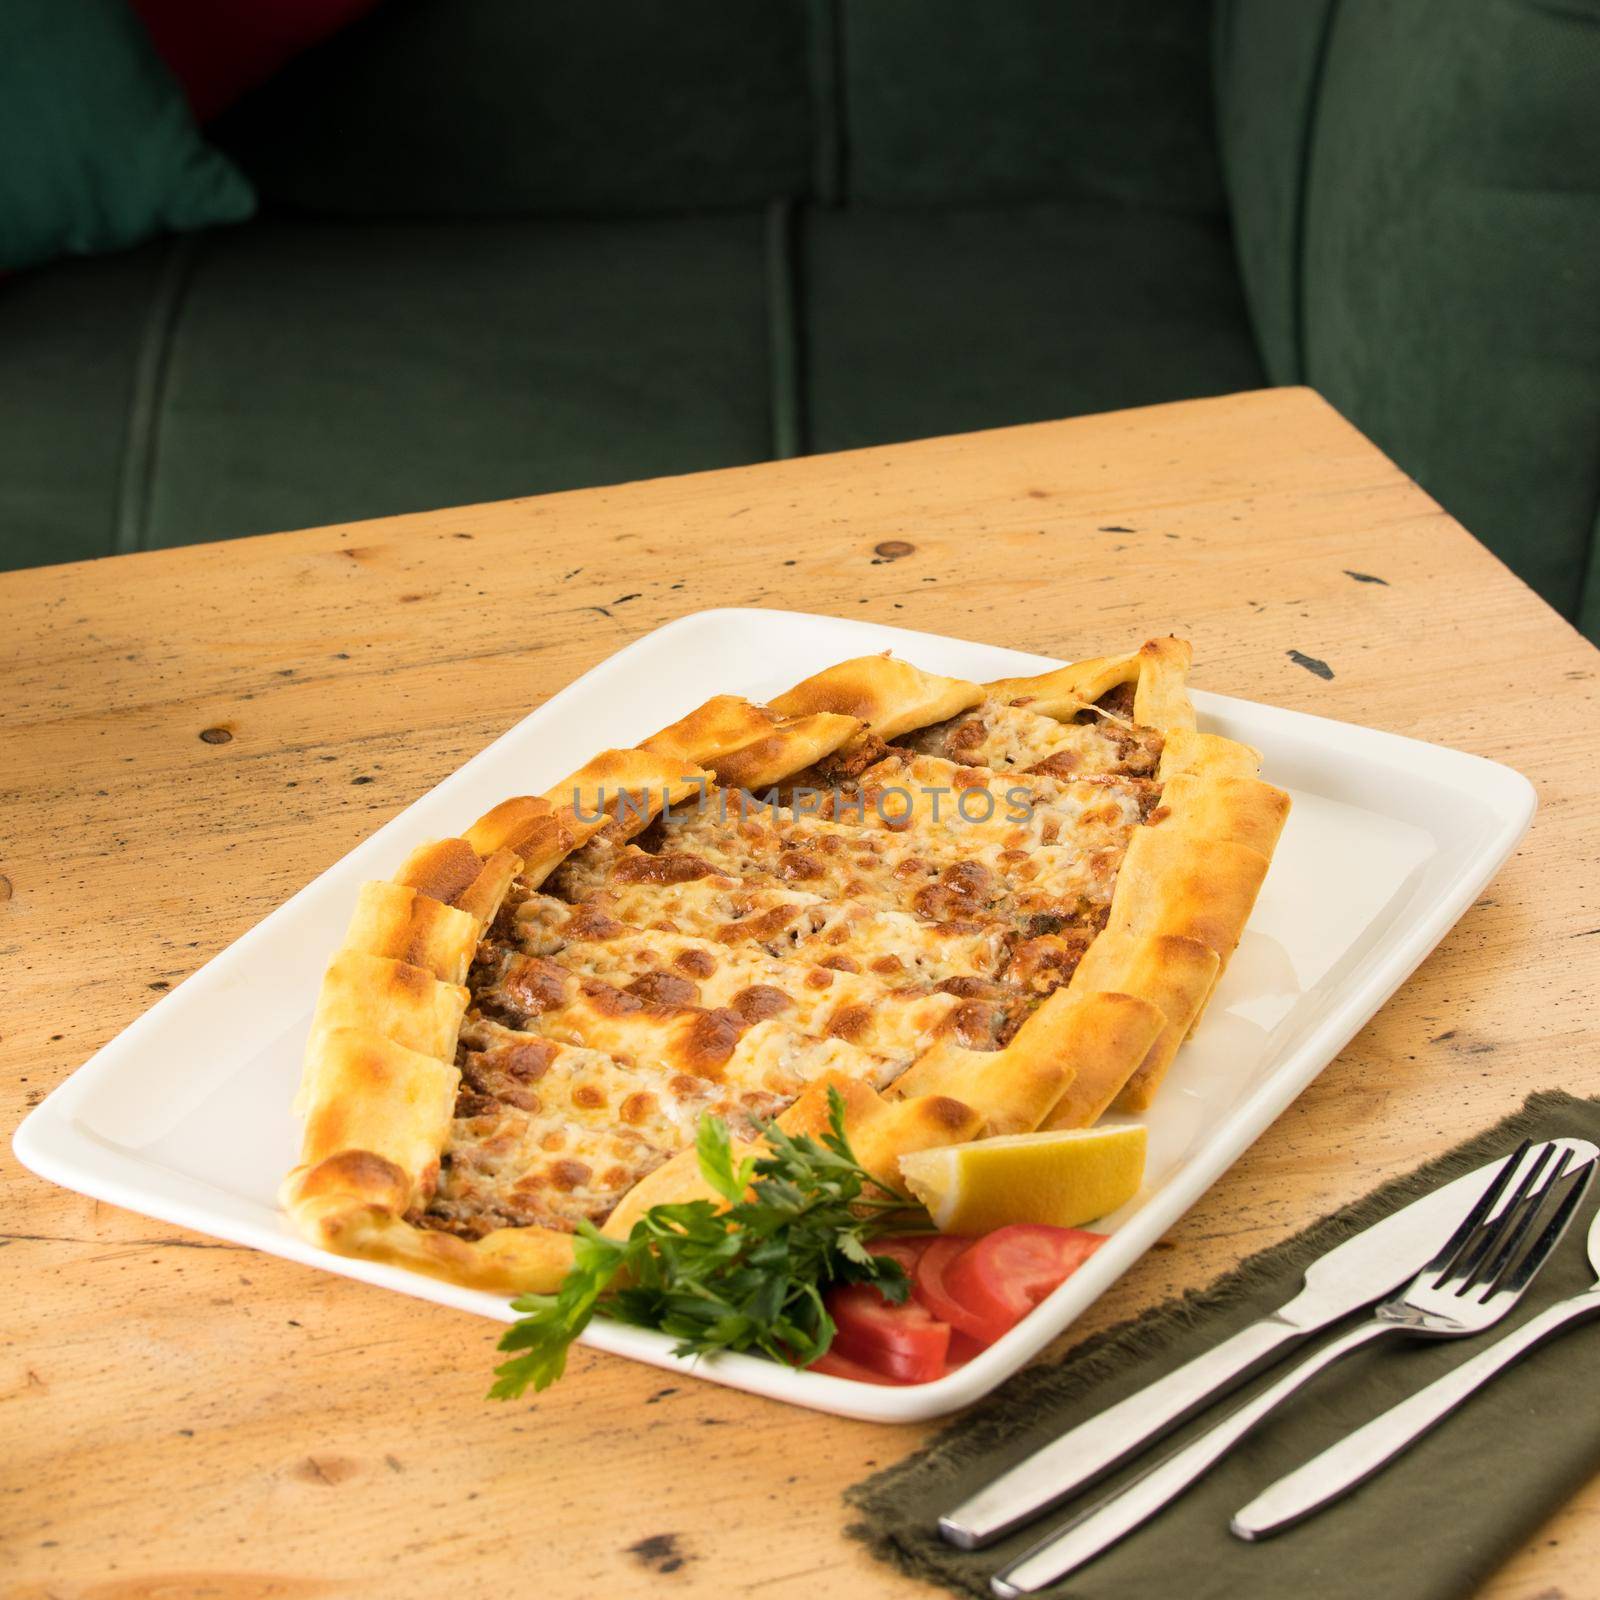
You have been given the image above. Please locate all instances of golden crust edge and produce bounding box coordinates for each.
[1090,750,1291,1112]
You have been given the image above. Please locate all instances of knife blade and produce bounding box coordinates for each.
[939,1143,1566,1550]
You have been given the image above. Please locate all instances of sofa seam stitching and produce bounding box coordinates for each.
[809,0,846,206]
[1289,0,1344,383]
[1571,464,1600,629]
[765,200,806,460]
[115,234,200,555]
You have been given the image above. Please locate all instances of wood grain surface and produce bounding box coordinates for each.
[4,388,1598,1599]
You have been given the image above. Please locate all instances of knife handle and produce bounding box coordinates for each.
[939,1313,1307,1549]
[992,1318,1392,1596]
[1231,1288,1600,1540]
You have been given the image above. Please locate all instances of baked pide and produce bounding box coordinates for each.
[281,638,1289,1294]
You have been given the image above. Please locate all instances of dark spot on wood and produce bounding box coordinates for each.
[399,592,428,603]
[333,652,350,659]
[1344,570,1389,585]
[0,875,11,903]
[351,775,374,786]
[293,1455,359,1486]
[586,606,614,619]
[148,980,169,991]
[562,568,583,581]
[873,540,915,559]
[782,559,797,566]
[385,1454,405,1472]
[1099,524,1135,533]
[626,1533,689,1572]
[199,726,232,744]
[1287,650,1334,680]
[452,531,473,540]
[612,593,642,604]
[1431,1030,1457,1042]
[644,1386,679,1404]
[177,1428,194,1437]
[277,667,295,676]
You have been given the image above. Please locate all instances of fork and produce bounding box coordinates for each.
[1233,1179,1600,1537]
[991,1141,1595,1596]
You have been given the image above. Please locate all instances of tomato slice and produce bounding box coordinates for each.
[827,1281,951,1383]
[912,1236,992,1344]
[945,1330,986,1367]
[806,1347,906,1385]
[943,1226,1106,1345]
[867,1236,933,1276]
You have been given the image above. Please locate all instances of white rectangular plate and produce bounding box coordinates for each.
[15,609,1536,1422]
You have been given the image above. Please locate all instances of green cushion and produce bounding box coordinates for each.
[1218,0,1600,623]
[1304,0,1600,620]
[802,204,1265,454]
[1211,0,1339,381]
[0,0,253,272]
[215,0,813,217]
[839,0,1223,212]
[0,244,174,566]
[0,214,777,562]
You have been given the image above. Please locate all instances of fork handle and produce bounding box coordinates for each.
[993,1318,1391,1596]
[939,1314,1307,1548]
[1231,1288,1600,1540]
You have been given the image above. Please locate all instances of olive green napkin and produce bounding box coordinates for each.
[847,1090,1600,1600]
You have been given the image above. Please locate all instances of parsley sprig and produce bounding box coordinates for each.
[489,1088,928,1397]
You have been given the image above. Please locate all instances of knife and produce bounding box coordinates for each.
[939,1145,1555,1550]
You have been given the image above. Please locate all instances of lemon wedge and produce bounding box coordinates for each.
[898,1124,1147,1234]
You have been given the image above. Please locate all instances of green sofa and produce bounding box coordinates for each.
[5,0,1599,634]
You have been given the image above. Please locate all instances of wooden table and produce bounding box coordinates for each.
[5,388,1598,1599]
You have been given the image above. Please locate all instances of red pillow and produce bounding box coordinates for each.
[129,0,382,123]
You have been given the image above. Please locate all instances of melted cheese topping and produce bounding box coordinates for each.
[516,875,1008,987]
[901,697,1162,779]
[417,685,1167,1240]
[422,1017,722,1234]
[507,902,965,1065]
[841,749,1151,855]
[613,806,1124,924]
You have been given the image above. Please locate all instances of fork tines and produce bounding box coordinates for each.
[1450,1142,1558,1289]
[1440,1142,1589,1301]
[1481,1151,1592,1300]
[1424,1138,1532,1274]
